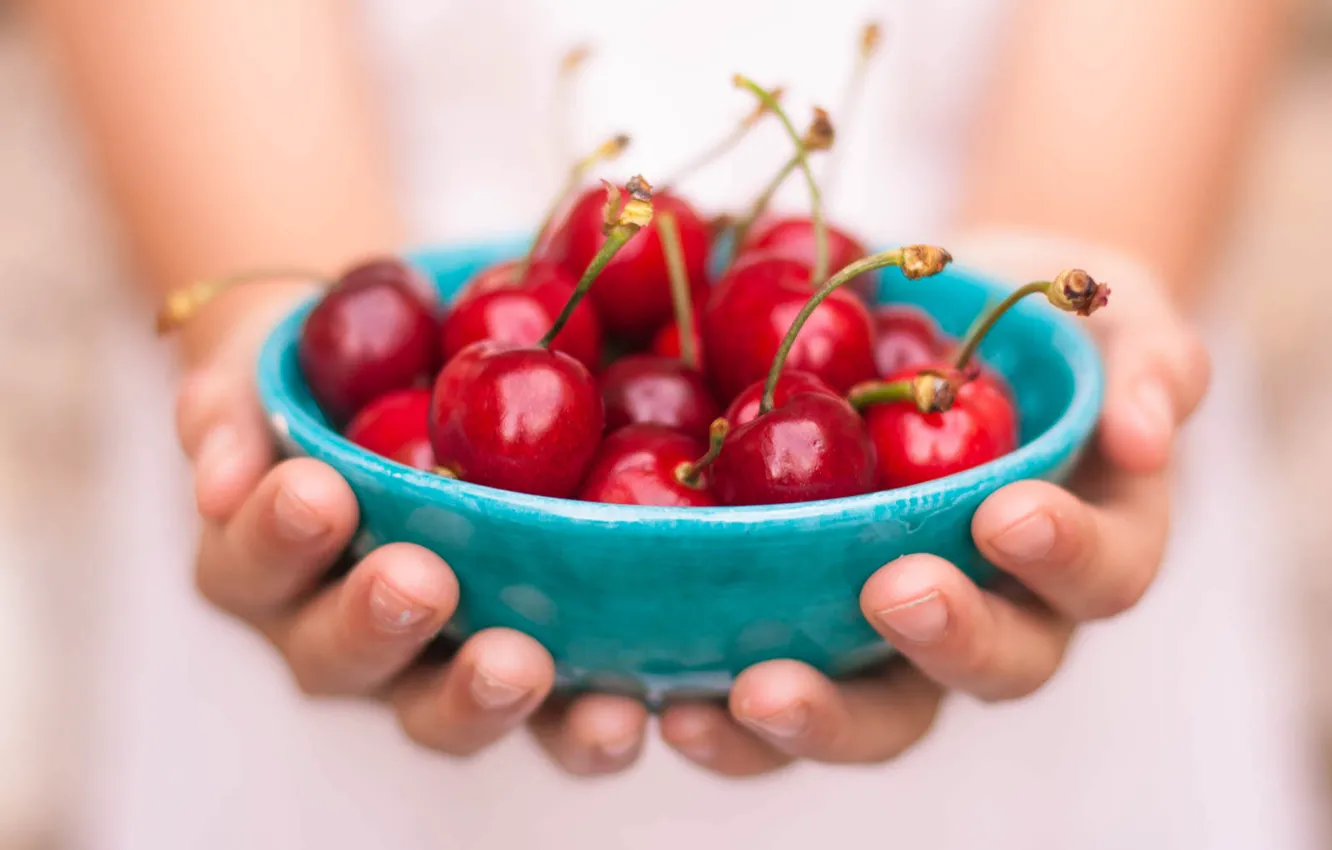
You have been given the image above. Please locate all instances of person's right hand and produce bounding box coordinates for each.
[174,298,651,776]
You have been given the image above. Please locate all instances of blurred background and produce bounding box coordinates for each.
[2,0,1332,848]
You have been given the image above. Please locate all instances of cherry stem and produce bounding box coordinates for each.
[657,211,699,370]
[518,133,631,281]
[553,45,591,166]
[538,177,653,348]
[846,379,915,411]
[726,155,799,268]
[952,281,1049,370]
[824,21,883,202]
[759,248,910,415]
[660,88,782,192]
[155,265,329,334]
[734,75,829,284]
[676,418,730,488]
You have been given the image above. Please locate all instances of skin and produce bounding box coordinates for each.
[26,0,1283,777]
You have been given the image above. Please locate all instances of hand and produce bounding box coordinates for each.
[640,237,1213,777]
[174,294,651,775]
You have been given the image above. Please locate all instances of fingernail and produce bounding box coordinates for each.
[876,591,949,644]
[273,484,329,542]
[196,425,239,484]
[990,511,1056,562]
[677,736,716,762]
[1132,380,1174,444]
[743,702,809,739]
[470,667,530,711]
[369,577,435,632]
[596,735,639,762]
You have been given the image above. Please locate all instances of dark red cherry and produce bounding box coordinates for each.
[738,214,875,300]
[577,424,717,507]
[344,387,435,470]
[722,370,839,429]
[862,364,1018,489]
[298,257,439,424]
[873,304,947,376]
[599,354,720,440]
[428,341,604,497]
[701,254,876,401]
[546,185,711,340]
[712,391,876,506]
[440,259,602,371]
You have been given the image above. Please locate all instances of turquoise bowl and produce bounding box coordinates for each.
[256,235,1104,704]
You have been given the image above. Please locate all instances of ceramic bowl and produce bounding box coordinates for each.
[256,235,1104,705]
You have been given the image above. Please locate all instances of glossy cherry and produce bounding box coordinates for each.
[429,341,603,496]
[599,355,720,440]
[873,304,947,376]
[737,215,875,300]
[440,259,602,371]
[344,387,435,470]
[546,185,711,340]
[577,423,721,507]
[712,391,876,505]
[857,365,1018,488]
[722,369,840,428]
[649,313,704,366]
[701,254,877,401]
[298,257,440,424]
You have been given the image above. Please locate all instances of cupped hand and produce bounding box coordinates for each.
[654,242,1212,777]
[174,300,648,776]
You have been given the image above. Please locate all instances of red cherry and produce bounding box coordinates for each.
[428,341,604,497]
[873,304,946,376]
[738,215,875,300]
[298,257,440,424]
[722,370,839,429]
[599,355,720,440]
[344,388,435,470]
[577,424,718,507]
[546,185,711,340]
[649,313,704,367]
[861,364,1019,489]
[701,255,876,401]
[441,259,602,371]
[712,391,876,506]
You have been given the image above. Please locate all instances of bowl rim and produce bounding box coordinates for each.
[256,238,1105,527]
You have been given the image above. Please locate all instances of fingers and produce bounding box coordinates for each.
[176,365,276,521]
[660,702,795,777]
[861,556,1073,701]
[391,628,554,757]
[1097,321,1211,474]
[270,544,459,696]
[529,694,650,776]
[195,458,359,618]
[972,476,1168,622]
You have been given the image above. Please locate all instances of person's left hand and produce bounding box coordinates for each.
[531,243,1211,777]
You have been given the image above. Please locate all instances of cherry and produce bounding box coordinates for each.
[546,185,711,340]
[298,257,440,424]
[649,313,704,365]
[873,304,946,376]
[701,253,877,401]
[429,177,655,497]
[851,267,1110,489]
[577,421,726,507]
[344,387,436,470]
[440,259,602,371]
[736,215,874,300]
[723,370,839,428]
[712,391,876,505]
[599,355,720,439]
[855,367,1018,488]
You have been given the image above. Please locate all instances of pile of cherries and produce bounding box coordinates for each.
[159,72,1108,509]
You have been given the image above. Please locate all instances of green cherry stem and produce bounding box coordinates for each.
[726,155,799,266]
[951,269,1109,370]
[657,210,699,370]
[758,244,952,415]
[155,265,329,334]
[538,177,654,348]
[660,87,783,192]
[733,75,829,284]
[951,281,1049,371]
[675,418,730,488]
[846,379,915,410]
